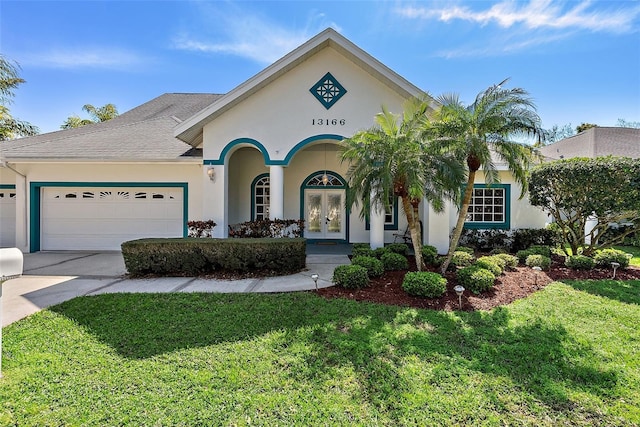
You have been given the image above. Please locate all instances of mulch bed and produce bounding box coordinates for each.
[316,256,640,311]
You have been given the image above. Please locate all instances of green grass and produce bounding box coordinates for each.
[1,282,639,426]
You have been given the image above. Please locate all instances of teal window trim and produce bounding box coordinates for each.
[365,196,399,231]
[463,183,510,230]
[299,170,349,243]
[0,184,16,189]
[251,173,270,221]
[29,182,188,252]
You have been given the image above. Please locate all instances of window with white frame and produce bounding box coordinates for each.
[252,175,270,220]
[464,184,510,229]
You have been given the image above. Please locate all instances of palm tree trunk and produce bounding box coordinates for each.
[440,171,476,273]
[401,196,425,271]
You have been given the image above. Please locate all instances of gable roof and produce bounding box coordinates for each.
[0,93,222,162]
[538,127,640,160]
[174,28,428,145]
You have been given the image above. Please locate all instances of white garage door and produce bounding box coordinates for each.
[42,187,184,250]
[0,188,16,248]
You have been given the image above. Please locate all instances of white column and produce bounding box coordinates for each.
[425,200,451,254]
[202,165,228,238]
[369,191,385,249]
[269,165,284,220]
[15,175,28,252]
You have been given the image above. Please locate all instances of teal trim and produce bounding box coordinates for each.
[463,183,511,230]
[309,72,347,109]
[204,138,271,166]
[281,134,343,166]
[203,134,344,167]
[0,185,16,189]
[299,170,349,242]
[250,173,270,221]
[29,182,189,253]
[365,196,399,231]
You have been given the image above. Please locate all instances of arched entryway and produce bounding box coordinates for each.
[300,171,347,241]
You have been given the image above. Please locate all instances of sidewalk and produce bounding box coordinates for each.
[1,252,349,327]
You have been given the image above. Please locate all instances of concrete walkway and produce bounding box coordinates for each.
[1,251,349,327]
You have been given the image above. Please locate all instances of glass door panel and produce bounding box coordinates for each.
[304,190,345,239]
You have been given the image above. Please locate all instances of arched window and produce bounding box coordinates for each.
[251,174,270,220]
[305,172,344,187]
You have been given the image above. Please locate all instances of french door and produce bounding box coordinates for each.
[304,189,345,239]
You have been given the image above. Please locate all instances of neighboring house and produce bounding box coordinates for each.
[538,127,640,160]
[0,28,547,253]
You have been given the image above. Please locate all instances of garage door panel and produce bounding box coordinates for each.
[42,187,184,250]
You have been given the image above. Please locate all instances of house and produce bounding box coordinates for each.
[538,127,640,160]
[0,28,548,253]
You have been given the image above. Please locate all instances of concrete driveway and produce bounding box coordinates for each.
[1,251,347,327]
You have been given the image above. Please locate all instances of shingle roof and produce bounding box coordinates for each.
[538,127,640,160]
[0,93,223,161]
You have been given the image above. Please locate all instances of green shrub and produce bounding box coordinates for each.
[332,265,370,289]
[456,246,475,255]
[565,255,595,270]
[451,251,475,268]
[511,227,561,252]
[373,247,391,259]
[121,238,306,276]
[475,257,503,276]
[228,219,304,238]
[593,248,631,269]
[380,252,409,271]
[493,253,519,270]
[386,243,409,255]
[421,245,439,265]
[516,249,534,263]
[351,255,384,278]
[456,266,496,294]
[352,245,375,258]
[529,245,552,257]
[525,254,552,270]
[402,272,447,298]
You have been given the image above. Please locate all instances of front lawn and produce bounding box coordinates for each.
[1,281,639,425]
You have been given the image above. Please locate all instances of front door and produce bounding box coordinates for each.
[305,189,345,239]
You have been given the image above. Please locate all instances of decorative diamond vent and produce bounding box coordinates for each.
[309,72,347,109]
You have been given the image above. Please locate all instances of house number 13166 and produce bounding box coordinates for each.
[312,118,346,126]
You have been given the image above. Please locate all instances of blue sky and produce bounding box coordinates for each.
[2,0,639,135]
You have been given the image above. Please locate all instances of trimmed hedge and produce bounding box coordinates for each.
[525,254,552,270]
[121,238,306,276]
[402,271,447,298]
[565,255,595,270]
[456,266,496,294]
[351,255,384,278]
[594,248,631,269]
[332,264,369,289]
[380,252,409,271]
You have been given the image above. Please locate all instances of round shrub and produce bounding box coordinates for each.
[352,245,375,258]
[422,245,438,265]
[351,255,384,278]
[593,248,630,269]
[525,254,551,270]
[332,264,370,289]
[565,254,595,270]
[493,253,519,270]
[451,251,475,268]
[380,252,409,271]
[528,245,552,257]
[475,257,503,276]
[456,266,496,294]
[386,243,409,255]
[516,249,534,263]
[373,247,390,259]
[402,271,447,298]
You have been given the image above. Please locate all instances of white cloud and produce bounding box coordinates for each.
[20,48,147,70]
[172,5,341,64]
[397,0,640,33]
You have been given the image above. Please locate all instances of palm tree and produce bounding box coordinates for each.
[341,98,463,271]
[61,103,119,129]
[0,55,39,140]
[430,79,542,273]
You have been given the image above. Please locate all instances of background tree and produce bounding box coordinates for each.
[576,122,597,133]
[528,157,640,256]
[61,103,119,129]
[616,118,640,128]
[536,123,574,146]
[0,55,39,140]
[428,79,542,273]
[341,98,463,271]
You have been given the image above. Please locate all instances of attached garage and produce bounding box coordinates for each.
[33,184,187,251]
[0,185,16,248]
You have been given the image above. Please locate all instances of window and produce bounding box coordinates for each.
[252,174,270,220]
[464,184,510,229]
[365,195,399,230]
